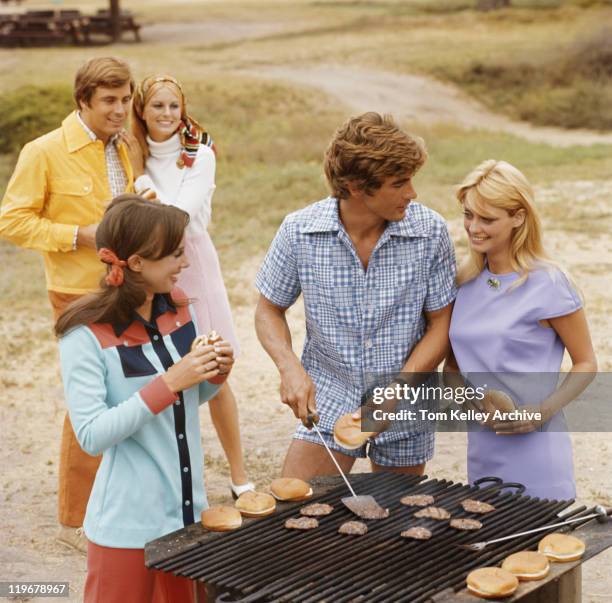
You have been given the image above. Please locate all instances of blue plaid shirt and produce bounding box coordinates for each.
[256,197,456,444]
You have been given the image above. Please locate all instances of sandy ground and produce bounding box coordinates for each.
[1,198,610,600]
[1,32,611,603]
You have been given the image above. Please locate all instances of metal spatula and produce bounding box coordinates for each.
[307,414,388,520]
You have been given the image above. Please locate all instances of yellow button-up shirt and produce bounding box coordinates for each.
[0,111,133,294]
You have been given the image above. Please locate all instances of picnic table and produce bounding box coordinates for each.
[0,8,141,46]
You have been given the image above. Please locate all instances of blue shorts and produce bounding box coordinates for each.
[293,423,434,467]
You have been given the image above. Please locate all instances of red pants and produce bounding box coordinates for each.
[85,541,201,603]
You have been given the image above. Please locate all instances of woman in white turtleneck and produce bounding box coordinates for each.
[124,74,254,499]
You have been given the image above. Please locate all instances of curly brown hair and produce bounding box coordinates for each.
[323,112,427,199]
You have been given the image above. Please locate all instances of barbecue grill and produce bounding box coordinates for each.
[145,473,612,602]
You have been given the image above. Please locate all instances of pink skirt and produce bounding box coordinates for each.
[177,231,240,357]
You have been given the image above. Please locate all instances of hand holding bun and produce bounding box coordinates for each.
[162,341,219,393]
[201,506,242,531]
[191,330,234,384]
[480,389,515,428]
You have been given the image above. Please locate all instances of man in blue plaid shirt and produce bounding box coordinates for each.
[255,113,456,479]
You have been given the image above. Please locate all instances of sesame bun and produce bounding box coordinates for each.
[201,506,242,532]
[466,568,518,599]
[538,533,585,562]
[501,551,550,581]
[270,478,313,501]
[235,491,276,518]
[333,413,375,450]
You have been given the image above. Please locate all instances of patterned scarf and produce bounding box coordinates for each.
[178,118,216,169]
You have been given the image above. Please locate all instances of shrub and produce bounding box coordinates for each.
[455,26,612,129]
[561,26,612,80]
[0,85,74,155]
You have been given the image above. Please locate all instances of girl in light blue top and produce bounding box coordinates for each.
[56,194,234,602]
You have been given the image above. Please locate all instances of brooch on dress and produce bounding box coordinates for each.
[487,277,501,290]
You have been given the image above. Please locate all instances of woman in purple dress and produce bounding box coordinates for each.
[447,160,597,500]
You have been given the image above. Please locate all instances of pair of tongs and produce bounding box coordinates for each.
[305,413,387,519]
[460,505,611,552]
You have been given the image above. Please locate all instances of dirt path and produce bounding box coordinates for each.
[244,64,612,147]
[140,20,288,45]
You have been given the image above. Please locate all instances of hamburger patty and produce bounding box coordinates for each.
[400,494,435,507]
[338,521,368,536]
[414,506,450,520]
[285,517,319,530]
[400,526,432,540]
[300,503,334,517]
[450,518,483,531]
[359,503,390,520]
[461,499,496,514]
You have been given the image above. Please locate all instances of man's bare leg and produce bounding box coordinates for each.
[282,440,356,480]
[370,461,426,475]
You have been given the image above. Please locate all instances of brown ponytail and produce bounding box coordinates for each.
[55,194,189,337]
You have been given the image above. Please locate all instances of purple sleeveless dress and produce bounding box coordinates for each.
[449,265,582,500]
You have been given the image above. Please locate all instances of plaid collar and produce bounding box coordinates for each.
[76,111,121,146]
[112,293,177,337]
[300,197,429,238]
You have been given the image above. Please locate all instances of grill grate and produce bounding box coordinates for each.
[148,473,594,602]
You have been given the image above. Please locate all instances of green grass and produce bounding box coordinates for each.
[1,75,610,296]
[0,85,74,155]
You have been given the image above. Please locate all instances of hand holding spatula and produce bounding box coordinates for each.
[306,413,388,520]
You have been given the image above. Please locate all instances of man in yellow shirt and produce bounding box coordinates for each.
[0,57,138,552]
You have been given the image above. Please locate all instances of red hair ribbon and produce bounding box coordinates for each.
[98,248,127,287]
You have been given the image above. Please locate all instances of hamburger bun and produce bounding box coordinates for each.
[201,506,242,532]
[483,389,516,413]
[538,533,585,562]
[270,478,313,501]
[191,335,208,351]
[235,491,276,518]
[466,567,518,599]
[501,551,550,581]
[191,330,227,384]
[333,413,375,450]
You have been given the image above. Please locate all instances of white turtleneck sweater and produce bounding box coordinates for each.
[134,133,216,237]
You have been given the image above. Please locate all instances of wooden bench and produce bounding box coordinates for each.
[0,8,142,46]
[0,19,69,46]
[82,9,141,43]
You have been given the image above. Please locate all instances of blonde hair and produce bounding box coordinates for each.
[74,57,134,109]
[456,160,579,294]
[324,112,427,199]
[131,74,206,160]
